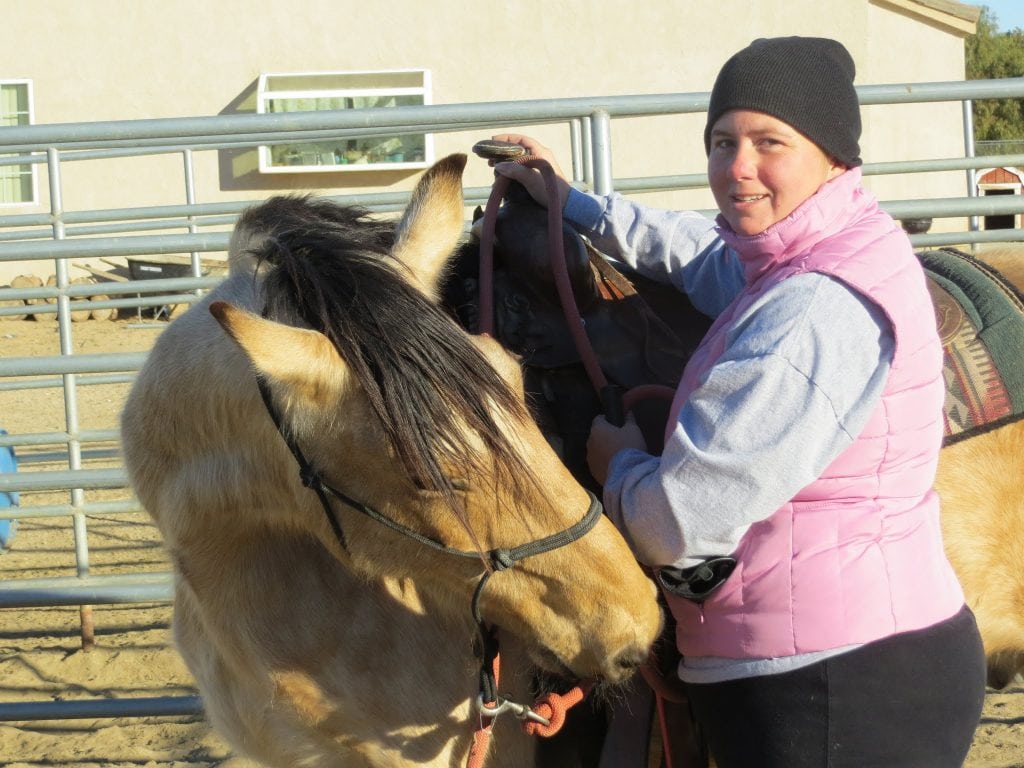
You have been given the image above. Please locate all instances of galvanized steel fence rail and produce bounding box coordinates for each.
[1,77,1023,722]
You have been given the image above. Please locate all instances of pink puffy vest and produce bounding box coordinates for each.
[665,169,965,659]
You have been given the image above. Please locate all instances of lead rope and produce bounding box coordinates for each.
[475,148,682,768]
[466,652,501,768]
[468,157,601,768]
[468,649,595,768]
[476,153,677,424]
[464,520,597,768]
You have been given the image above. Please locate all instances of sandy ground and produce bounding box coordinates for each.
[0,315,1022,768]
[0,315,257,768]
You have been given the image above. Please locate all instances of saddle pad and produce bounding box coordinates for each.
[919,248,1024,445]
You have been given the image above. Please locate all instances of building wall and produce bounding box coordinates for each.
[1,0,978,280]
[861,1,975,223]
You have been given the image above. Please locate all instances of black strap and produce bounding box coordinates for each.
[477,622,500,704]
[255,368,604,703]
[255,373,603,574]
[257,375,349,550]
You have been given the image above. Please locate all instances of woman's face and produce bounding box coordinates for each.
[708,110,846,237]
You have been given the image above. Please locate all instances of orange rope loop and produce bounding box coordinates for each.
[521,683,591,738]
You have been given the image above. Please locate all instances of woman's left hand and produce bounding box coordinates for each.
[586,414,647,485]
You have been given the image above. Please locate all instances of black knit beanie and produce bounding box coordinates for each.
[704,36,862,168]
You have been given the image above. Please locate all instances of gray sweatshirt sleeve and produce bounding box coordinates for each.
[562,188,744,318]
[601,271,895,569]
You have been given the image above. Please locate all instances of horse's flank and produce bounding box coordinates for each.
[935,245,1024,688]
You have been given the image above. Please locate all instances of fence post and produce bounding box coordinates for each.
[46,147,95,651]
[590,109,613,195]
[962,99,980,242]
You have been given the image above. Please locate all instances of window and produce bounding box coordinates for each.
[256,70,433,173]
[983,188,1017,231]
[0,80,35,205]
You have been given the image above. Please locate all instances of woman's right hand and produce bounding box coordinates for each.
[489,134,573,211]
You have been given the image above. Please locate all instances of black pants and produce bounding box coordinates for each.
[684,606,986,768]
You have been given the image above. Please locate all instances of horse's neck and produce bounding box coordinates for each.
[175,527,538,766]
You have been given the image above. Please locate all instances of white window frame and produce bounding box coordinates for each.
[256,69,434,174]
[0,79,37,207]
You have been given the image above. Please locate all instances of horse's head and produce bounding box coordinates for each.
[209,154,661,684]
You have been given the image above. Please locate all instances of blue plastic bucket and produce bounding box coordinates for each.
[0,429,18,550]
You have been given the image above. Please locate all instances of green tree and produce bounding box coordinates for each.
[966,7,1024,144]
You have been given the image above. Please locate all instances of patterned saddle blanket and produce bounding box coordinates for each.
[920,247,1024,445]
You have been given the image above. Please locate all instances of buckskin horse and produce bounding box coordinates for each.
[119,153,662,768]
[453,154,1024,701]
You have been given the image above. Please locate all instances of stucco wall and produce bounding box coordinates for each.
[1,0,977,280]
[861,1,974,229]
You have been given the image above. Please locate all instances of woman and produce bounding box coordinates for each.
[493,36,985,768]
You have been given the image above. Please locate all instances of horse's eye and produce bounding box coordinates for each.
[413,478,469,492]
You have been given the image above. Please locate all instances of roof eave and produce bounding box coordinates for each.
[870,0,981,37]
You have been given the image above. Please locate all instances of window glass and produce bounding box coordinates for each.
[0,82,34,205]
[257,71,432,173]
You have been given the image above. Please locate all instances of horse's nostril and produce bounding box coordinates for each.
[615,647,648,673]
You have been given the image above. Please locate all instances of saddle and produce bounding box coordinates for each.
[921,247,1024,445]
[482,183,697,388]
[452,184,710,475]
[456,181,1024,462]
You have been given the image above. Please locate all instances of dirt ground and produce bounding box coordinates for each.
[0,316,257,768]
[0,316,1022,768]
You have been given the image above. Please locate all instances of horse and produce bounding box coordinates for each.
[453,178,1024,698]
[931,245,1024,689]
[118,153,663,768]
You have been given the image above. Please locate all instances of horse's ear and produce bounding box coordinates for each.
[209,301,349,402]
[392,153,467,298]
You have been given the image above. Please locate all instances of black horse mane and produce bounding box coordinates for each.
[239,195,537,525]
